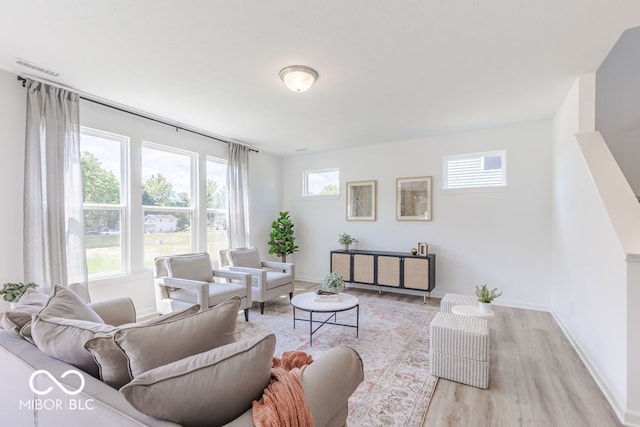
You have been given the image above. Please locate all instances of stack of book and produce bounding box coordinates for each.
[314,289,340,302]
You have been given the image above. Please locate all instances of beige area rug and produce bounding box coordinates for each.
[235,284,439,426]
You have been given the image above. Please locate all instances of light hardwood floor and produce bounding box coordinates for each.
[423,303,621,426]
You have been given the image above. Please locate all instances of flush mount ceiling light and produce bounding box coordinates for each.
[279,65,318,92]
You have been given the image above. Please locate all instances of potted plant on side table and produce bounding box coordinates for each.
[475,284,502,313]
[1,282,38,308]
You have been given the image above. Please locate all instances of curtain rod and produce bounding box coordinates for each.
[17,76,258,153]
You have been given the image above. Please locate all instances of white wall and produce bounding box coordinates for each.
[0,69,283,316]
[550,75,631,422]
[0,70,27,312]
[283,120,552,309]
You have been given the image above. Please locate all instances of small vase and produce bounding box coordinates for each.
[478,302,491,313]
[342,244,349,251]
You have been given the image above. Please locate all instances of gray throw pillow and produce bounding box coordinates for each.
[120,334,275,426]
[1,288,49,336]
[26,284,104,347]
[114,297,241,379]
[84,304,201,389]
[31,316,118,378]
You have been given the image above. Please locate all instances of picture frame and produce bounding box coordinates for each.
[417,242,428,256]
[346,180,376,221]
[396,176,432,221]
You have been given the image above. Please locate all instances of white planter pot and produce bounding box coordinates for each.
[478,302,492,313]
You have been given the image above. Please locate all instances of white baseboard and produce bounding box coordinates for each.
[550,311,635,426]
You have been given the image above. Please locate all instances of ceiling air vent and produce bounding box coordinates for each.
[15,58,60,77]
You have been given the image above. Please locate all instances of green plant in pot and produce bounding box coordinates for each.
[338,233,355,251]
[475,284,502,313]
[321,272,345,294]
[1,282,38,303]
[268,211,299,262]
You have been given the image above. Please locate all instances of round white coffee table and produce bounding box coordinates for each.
[451,304,496,319]
[291,292,359,346]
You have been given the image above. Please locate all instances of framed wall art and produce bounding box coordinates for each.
[417,242,429,256]
[346,180,376,221]
[396,176,432,221]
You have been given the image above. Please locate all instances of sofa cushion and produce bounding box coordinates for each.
[84,304,200,389]
[120,333,275,426]
[166,253,214,282]
[31,316,118,378]
[228,248,262,269]
[114,297,240,379]
[1,288,49,336]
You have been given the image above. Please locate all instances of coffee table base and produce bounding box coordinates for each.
[293,305,359,346]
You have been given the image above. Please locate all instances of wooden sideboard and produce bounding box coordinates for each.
[330,250,436,300]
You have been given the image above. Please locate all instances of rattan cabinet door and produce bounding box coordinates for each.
[403,257,429,290]
[353,254,374,283]
[377,256,400,287]
[331,253,351,281]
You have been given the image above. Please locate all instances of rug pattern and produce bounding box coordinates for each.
[235,286,439,426]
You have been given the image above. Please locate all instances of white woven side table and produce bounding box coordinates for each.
[440,293,477,313]
[429,312,490,389]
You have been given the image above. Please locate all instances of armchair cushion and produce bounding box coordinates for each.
[265,271,293,290]
[84,304,201,389]
[114,297,241,378]
[120,334,275,426]
[166,253,214,282]
[228,248,262,269]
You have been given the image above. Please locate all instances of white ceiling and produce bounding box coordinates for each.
[1,1,639,156]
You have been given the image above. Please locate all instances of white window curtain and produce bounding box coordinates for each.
[24,79,89,301]
[227,142,250,248]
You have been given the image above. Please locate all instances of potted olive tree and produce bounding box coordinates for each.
[475,284,502,313]
[268,211,299,262]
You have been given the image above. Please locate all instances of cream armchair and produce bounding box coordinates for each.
[220,248,295,314]
[154,252,252,321]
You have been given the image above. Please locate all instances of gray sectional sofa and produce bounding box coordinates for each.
[0,289,364,426]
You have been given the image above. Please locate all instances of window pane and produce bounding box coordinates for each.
[444,150,506,189]
[81,132,121,204]
[85,209,122,275]
[142,146,192,206]
[143,211,192,267]
[304,169,339,197]
[207,159,229,260]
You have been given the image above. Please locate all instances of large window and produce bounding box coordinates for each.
[206,158,228,259]
[141,143,195,267]
[443,150,507,190]
[303,168,340,197]
[81,127,127,277]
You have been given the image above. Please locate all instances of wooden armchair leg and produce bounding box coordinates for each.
[244,308,249,322]
[260,302,265,315]
[289,292,293,301]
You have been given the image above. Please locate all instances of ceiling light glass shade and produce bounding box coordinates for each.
[279,65,318,92]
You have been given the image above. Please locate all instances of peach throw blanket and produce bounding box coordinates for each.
[252,351,315,427]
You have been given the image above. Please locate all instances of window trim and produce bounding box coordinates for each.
[443,150,507,191]
[302,168,340,199]
[80,126,129,278]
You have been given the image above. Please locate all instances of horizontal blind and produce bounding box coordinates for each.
[444,151,505,189]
